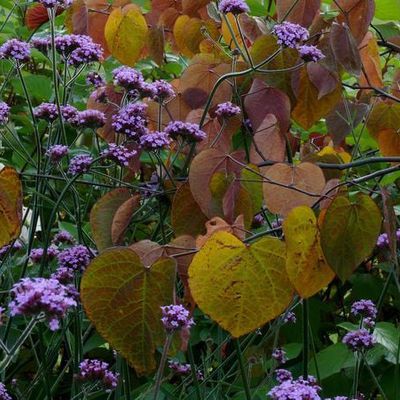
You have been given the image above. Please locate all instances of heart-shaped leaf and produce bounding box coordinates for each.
[188,231,293,337]
[320,193,382,281]
[80,248,176,375]
[283,206,335,298]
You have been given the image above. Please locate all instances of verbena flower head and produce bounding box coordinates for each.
[34,103,58,122]
[112,66,144,91]
[68,42,103,67]
[0,39,31,63]
[61,105,79,124]
[161,304,194,333]
[68,154,93,175]
[87,72,105,88]
[51,266,74,284]
[272,348,287,365]
[9,277,78,330]
[57,244,92,272]
[168,360,191,375]
[0,382,12,400]
[215,102,241,118]
[0,241,22,259]
[284,311,297,324]
[52,230,75,245]
[76,110,106,128]
[101,143,137,166]
[275,369,293,383]
[0,102,10,125]
[55,34,88,56]
[76,359,119,392]
[29,246,59,263]
[298,45,324,62]
[112,103,148,138]
[272,22,309,48]
[351,299,377,321]
[46,145,69,163]
[38,0,73,8]
[138,82,157,99]
[218,0,250,15]
[140,131,171,150]
[342,328,375,352]
[164,121,206,142]
[377,233,389,248]
[268,375,321,400]
[150,80,175,102]
[31,37,51,53]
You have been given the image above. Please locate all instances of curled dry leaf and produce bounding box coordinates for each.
[262,162,326,216]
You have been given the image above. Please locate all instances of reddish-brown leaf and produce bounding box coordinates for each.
[111,195,140,245]
[25,3,62,29]
[378,129,400,157]
[276,0,321,28]
[359,32,384,89]
[306,63,339,100]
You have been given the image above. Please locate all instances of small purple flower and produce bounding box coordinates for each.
[55,34,87,55]
[51,266,75,284]
[68,42,103,67]
[52,230,75,245]
[140,131,171,150]
[86,72,105,88]
[138,82,157,99]
[351,299,377,321]
[34,103,59,122]
[272,22,309,48]
[0,241,22,259]
[60,105,79,125]
[46,145,69,163]
[0,382,12,400]
[271,218,283,229]
[218,0,249,14]
[68,154,93,175]
[38,0,72,8]
[215,102,241,118]
[0,39,31,63]
[76,359,119,392]
[164,121,206,142]
[284,311,297,324]
[161,304,194,333]
[57,245,93,272]
[0,102,10,125]
[76,110,106,128]
[272,348,287,365]
[252,213,265,228]
[168,360,191,375]
[150,80,175,102]
[342,328,375,352]
[112,66,144,91]
[111,103,148,138]
[377,233,389,248]
[9,277,77,330]
[298,45,324,63]
[29,246,59,263]
[275,369,293,383]
[31,37,51,53]
[268,375,321,400]
[101,143,137,166]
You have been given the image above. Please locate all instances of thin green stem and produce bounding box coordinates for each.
[234,339,252,400]
[153,334,173,400]
[187,345,202,400]
[302,299,309,378]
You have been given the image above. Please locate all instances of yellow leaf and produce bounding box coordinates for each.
[283,206,335,298]
[105,4,148,66]
[188,231,293,337]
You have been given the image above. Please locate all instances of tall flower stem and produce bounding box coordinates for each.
[153,334,173,400]
[234,339,252,400]
[302,299,309,378]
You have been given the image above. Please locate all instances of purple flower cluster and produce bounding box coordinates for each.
[55,34,88,56]
[284,311,297,324]
[272,348,287,365]
[31,37,50,53]
[101,143,137,166]
[76,359,119,392]
[52,230,75,245]
[140,131,171,150]
[215,102,241,118]
[268,374,321,400]
[38,0,72,8]
[151,80,175,102]
[68,154,93,175]
[377,229,400,248]
[298,45,324,62]
[29,246,59,263]
[0,382,11,400]
[112,103,148,138]
[112,66,144,92]
[46,145,69,163]
[342,328,375,352]
[86,72,105,88]
[168,360,204,380]
[0,39,31,63]
[218,0,249,15]
[68,42,103,67]
[61,105,79,124]
[76,110,106,128]
[351,299,377,321]
[161,304,194,333]
[275,369,293,383]
[0,102,10,125]
[9,277,77,330]
[33,103,58,122]
[164,121,206,142]
[57,245,92,273]
[272,22,310,48]
[0,241,22,259]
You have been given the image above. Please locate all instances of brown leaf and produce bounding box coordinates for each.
[182,0,211,17]
[25,3,62,29]
[330,22,361,76]
[276,0,321,28]
[238,14,266,42]
[359,32,384,89]
[367,100,400,137]
[111,195,140,245]
[147,25,165,65]
[262,162,326,216]
[129,240,164,266]
[377,128,400,157]
[306,63,339,100]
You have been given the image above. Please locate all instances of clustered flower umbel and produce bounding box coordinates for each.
[272,22,324,62]
[38,0,72,8]
[9,277,78,331]
[168,360,204,380]
[0,241,22,259]
[76,359,119,392]
[140,131,171,151]
[0,102,10,125]
[101,143,137,166]
[218,0,250,15]
[68,154,93,175]
[272,348,287,365]
[215,102,241,119]
[377,229,400,248]
[46,145,69,163]
[29,245,59,263]
[342,299,377,352]
[86,71,105,88]
[161,304,194,333]
[0,38,31,63]
[0,382,12,400]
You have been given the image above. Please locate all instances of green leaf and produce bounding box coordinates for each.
[375,0,400,20]
[320,193,382,281]
[11,73,52,102]
[373,322,400,363]
[80,248,176,375]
